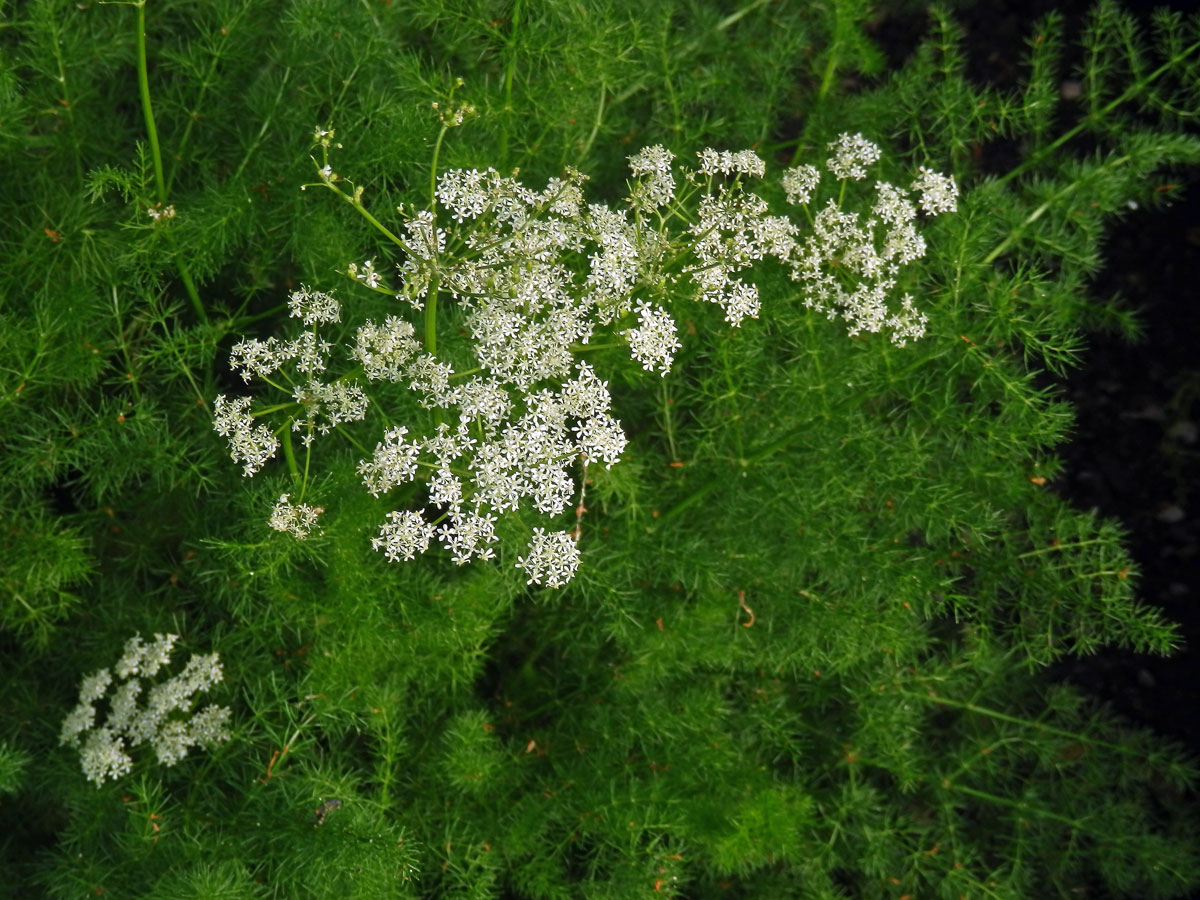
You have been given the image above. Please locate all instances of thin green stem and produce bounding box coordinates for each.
[984,155,1131,265]
[110,286,142,404]
[899,689,1137,756]
[995,36,1200,190]
[334,423,370,456]
[653,420,810,526]
[661,23,681,137]
[316,175,409,249]
[136,2,166,201]
[499,0,521,167]
[232,66,292,182]
[430,125,450,211]
[660,380,678,462]
[569,342,625,353]
[299,425,313,502]
[1017,538,1110,559]
[280,420,300,481]
[580,79,607,160]
[166,2,252,193]
[424,276,440,358]
[947,783,1090,833]
[135,0,208,324]
[48,13,83,186]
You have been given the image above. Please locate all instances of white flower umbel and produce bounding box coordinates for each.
[116,632,178,679]
[515,528,581,588]
[781,164,821,206]
[213,134,957,587]
[212,394,280,477]
[628,145,677,210]
[825,133,882,181]
[268,493,324,539]
[372,509,435,562]
[287,285,342,326]
[59,634,231,786]
[911,166,960,215]
[624,300,682,375]
[783,144,957,345]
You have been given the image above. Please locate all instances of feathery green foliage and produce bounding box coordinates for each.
[1,0,1199,897]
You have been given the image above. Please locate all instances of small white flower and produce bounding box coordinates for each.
[372,509,435,562]
[628,145,677,209]
[212,394,280,477]
[358,426,421,497]
[228,336,295,384]
[78,668,113,703]
[269,493,324,540]
[872,182,917,227]
[79,727,133,786]
[515,528,581,587]
[59,701,97,749]
[825,133,881,181]
[351,316,422,382]
[781,164,821,205]
[287,285,341,325]
[355,259,382,289]
[696,148,766,178]
[116,633,178,679]
[60,635,231,786]
[623,300,681,375]
[910,166,958,215]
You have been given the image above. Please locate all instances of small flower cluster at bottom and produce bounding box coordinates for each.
[59,633,231,786]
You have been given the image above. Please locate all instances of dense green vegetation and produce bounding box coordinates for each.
[2,0,1198,896]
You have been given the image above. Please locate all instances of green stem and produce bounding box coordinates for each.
[995,36,1200,190]
[136,0,208,324]
[280,420,299,481]
[430,125,450,211]
[136,2,166,201]
[424,277,440,358]
[499,0,521,168]
[166,2,250,193]
[984,155,1131,265]
[349,193,408,249]
[789,6,840,167]
[1017,538,1109,559]
[660,380,678,462]
[569,342,625,353]
[299,424,313,501]
[947,783,1090,833]
[899,690,1136,756]
[580,79,607,160]
[48,13,83,186]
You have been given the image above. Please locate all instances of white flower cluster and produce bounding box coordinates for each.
[627,145,676,210]
[682,149,796,325]
[781,134,957,345]
[825,132,883,181]
[623,300,682,374]
[59,634,231,786]
[215,137,957,585]
[214,285,369,472]
[212,395,279,477]
[268,493,324,539]
[515,528,580,588]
